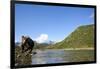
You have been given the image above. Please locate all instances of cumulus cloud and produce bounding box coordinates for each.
[35,34,48,43]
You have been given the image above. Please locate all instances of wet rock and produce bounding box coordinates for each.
[15,46,32,66]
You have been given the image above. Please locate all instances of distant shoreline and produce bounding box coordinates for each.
[63,48,94,50]
[34,48,94,51]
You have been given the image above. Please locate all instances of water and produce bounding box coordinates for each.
[32,49,94,64]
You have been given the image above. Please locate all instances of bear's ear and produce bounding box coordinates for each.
[22,35,25,38]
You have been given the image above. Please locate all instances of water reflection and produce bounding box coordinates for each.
[32,49,94,64]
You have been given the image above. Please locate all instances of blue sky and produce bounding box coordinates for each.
[15,4,94,43]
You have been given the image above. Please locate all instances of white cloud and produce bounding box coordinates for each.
[35,34,48,43]
[89,13,94,18]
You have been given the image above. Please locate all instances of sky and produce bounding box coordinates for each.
[15,4,94,43]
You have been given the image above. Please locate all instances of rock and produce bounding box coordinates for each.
[15,46,32,66]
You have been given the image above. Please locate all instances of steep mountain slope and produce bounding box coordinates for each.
[47,24,94,49]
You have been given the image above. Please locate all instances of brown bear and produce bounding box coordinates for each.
[21,36,35,54]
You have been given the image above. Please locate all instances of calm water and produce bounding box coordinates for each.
[32,49,94,64]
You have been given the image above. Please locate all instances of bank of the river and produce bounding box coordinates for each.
[37,48,94,51]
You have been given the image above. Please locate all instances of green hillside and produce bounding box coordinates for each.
[47,24,94,49]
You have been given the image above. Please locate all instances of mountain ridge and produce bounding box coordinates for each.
[47,24,94,49]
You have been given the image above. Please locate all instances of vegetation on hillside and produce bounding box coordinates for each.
[47,24,94,49]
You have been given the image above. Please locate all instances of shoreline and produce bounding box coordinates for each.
[64,48,94,50]
[34,48,94,51]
